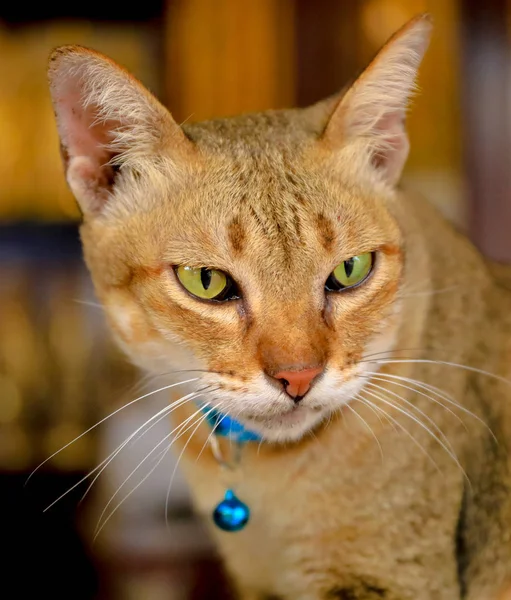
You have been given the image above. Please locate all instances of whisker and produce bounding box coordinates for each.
[362,380,456,455]
[94,405,213,539]
[363,370,497,442]
[192,400,247,467]
[128,385,215,448]
[361,348,428,361]
[93,412,210,542]
[128,371,169,398]
[367,359,511,388]
[398,284,461,298]
[127,368,227,398]
[179,113,195,127]
[152,401,225,470]
[356,396,400,436]
[357,391,442,474]
[28,377,199,485]
[370,375,472,440]
[79,389,215,505]
[72,299,104,310]
[95,402,205,521]
[324,409,335,432]
[397,277,436,294]
[165,403,226,529]
[363,386,469,483]
[346,401,384,462]
[308,428,320,444]
[194,409,229,465]
[365,373,466,427]
[152,367,245,378]
[353,393,395,431]
[358,354,432,366]
[43,388,206,512]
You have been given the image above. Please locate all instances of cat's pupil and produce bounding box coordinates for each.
[344,258,354,278]
[201,268,212,290]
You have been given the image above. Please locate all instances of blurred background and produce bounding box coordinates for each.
[1,1,510,598]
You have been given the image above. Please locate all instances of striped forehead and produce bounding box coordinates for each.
[226,195,337,265]
[219,160,340,267]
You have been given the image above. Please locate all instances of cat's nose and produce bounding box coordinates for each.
[270,366,323,403]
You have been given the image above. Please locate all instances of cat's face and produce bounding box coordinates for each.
[81,144,403,441]
[49,16,431,441]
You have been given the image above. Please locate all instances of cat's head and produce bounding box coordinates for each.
[48,15,431,442]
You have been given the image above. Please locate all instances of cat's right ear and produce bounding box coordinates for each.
[321,14,432,186]
[48,46,195,218]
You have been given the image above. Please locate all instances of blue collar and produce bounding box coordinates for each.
[202,405,262,443]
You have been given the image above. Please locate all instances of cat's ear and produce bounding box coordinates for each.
[48,46,195,217]
[322,14,432,186]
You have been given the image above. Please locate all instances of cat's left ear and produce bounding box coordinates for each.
[322,14,432,186]
[48,46,195,217]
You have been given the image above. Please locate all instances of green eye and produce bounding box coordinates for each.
[326,253,374,291]
[175,266,239,301]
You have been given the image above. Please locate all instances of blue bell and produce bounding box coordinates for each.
[212,489,250,532]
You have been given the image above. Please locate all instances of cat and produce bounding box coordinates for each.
[47,14,511,600]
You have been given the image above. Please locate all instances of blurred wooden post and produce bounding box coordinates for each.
[164,0,295,122]
[460,0,511,262]
[294,0,360,107]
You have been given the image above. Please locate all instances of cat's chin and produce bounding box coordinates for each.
[242,406,328,443]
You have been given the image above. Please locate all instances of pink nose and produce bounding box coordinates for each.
[272,367,323,402]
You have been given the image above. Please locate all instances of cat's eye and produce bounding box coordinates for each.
[325,253,374,291]
[175,266,240,301]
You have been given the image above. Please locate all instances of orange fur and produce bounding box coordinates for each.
[48,14,511,600]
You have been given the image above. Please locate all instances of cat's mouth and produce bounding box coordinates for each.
[239,404,328,441]
[245,404,323,422]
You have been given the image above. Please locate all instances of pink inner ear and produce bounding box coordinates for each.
[370,111,409,182]
[59,85,115,165]
[67,156,115,214]
[55,76,121,214]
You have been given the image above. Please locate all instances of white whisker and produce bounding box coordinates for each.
[72,299,104,310]
[164,403,225,529]
[257,437,264,455]
[357,391,442,474]
[369,373,470,439]
[363,386,466,478]
[325,409,335,432]
[44,388,203,512]
[354,393,395,431]
[29,377,199,485]
[346,401,384,461]
[367,358,511,388]
[194,409,228,465]
[94,403,206,529]
[80,390,211,505]
[363,382,467,478]
[94,405,212,539]
[361,347,426,361]
[364,371,497,441]
[362,380,456,455]
[398,284,460,298]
